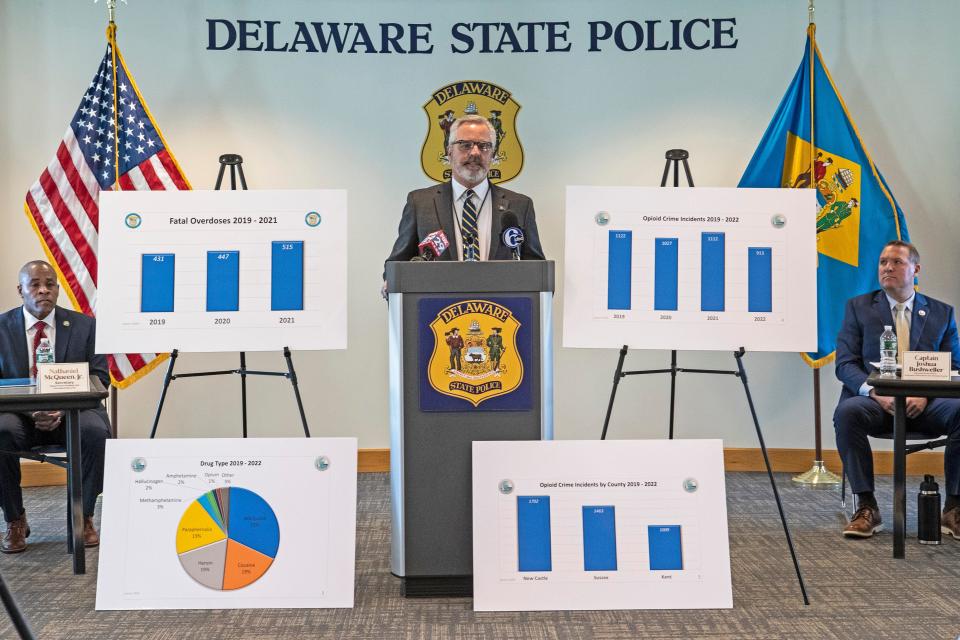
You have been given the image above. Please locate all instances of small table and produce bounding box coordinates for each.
[0,378,109,574]
[868,372,960,558]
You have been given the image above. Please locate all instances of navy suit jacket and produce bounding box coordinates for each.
[384,181,546,269]
[0,306,110,389]
[835,290,960,400]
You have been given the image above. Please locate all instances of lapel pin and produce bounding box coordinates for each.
[918,309,926,317]
[63,320,70,326]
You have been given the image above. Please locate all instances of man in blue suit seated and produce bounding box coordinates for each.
[0,261,111,553]
[834,241,960,539]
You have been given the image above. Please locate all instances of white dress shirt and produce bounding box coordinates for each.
[859,291,915,396]
[450,178,492,261]
[23,307,56,371]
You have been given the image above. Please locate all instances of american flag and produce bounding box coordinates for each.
[24,43,190,387]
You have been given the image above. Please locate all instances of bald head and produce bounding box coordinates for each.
[18,261,59,320]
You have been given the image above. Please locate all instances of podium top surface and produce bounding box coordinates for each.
[386,260,555,294]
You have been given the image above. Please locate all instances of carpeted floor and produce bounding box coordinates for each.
[0,472,958,639]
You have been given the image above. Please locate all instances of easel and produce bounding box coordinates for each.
[149,154,310,439]
[599,149,809,605]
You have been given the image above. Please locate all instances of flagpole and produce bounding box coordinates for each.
[105,0,121,436]
[793,0,841,488]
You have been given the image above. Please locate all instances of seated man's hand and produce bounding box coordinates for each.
[868,388,895,415]
[905,396,928,419]
[31,410,62,432]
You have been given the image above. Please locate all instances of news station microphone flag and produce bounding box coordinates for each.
[23,14,191,388]
[738,16,909,486]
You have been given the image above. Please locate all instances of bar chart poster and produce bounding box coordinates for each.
[563,187,817,352]
[97,190,347,353]
[96,437,357,610]
[472,439,731,611]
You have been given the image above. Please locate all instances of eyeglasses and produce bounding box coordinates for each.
[451,140,494,152]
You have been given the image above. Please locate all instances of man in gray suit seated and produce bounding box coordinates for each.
[384,114,545,281]
[0,261,111,553]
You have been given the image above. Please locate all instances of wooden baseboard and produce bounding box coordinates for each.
[21,446,944,486]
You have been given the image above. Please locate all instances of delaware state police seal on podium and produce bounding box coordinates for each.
[418,297,533,411]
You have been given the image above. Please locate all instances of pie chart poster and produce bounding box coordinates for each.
[96,437,358,610]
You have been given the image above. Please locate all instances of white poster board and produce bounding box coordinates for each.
[472,439,731,611]
[97,189,347,353]
[95,437,357,610]
[563,187,817,352]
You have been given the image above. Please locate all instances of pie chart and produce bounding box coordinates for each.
[176,487,280,590]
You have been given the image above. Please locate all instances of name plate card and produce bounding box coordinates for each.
[902,351,951,381]
[36,362,90,393]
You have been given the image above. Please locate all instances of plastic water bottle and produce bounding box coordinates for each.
[879,325,897,377]
[35,337,54,368]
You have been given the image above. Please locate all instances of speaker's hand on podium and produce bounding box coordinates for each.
[381,280,388,301]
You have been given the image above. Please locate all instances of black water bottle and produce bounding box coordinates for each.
[918,474,941,545]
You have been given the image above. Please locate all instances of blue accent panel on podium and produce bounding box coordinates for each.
[517,496,552,572]
[141,253,175,313]
[271,241,304,311]
[206,251,240,312]
[607,231,632,310]
[648,525,683,570]
[748,247,773,313]
[700,232,725,312]
[654,238,678,311]
[582,506,617,571]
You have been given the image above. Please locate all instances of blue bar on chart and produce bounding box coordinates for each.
[654,238,679,311]
[271,241,304,311]
[700,232,725,312]
[607,231,632,310]
[206,251,240,312]
[582,506,618,571]
[748,247,773,313]
[517,496,552,572]
[648,525,683,571]
[141,253,175,313]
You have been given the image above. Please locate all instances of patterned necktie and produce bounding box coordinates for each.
[461,189,480,261]
[31,321,47,378]
[895,303,910,364]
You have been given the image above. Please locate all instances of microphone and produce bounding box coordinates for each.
[500,212,524,261]
[416,230,449,261]
[462,231,478,262]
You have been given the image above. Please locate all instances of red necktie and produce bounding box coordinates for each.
[31,321,47,378]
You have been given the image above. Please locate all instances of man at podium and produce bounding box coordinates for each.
[384,114,546,269]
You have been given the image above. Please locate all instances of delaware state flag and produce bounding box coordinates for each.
[739,25,909,367]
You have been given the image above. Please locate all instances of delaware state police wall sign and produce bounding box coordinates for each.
[418,297,532,411]
[421,80,524,184]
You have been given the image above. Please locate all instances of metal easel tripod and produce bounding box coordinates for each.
[149,154,311,438]
[599,149,809,605]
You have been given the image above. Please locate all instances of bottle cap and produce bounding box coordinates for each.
[884,325,892,330]
[920,474,939,492]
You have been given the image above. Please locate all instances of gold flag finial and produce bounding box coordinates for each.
[94,0,127,25]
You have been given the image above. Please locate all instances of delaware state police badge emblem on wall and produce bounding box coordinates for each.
[421,80,524,184]
[426,299,524,407]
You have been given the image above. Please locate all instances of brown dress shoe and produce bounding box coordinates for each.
[82,516,100,548]
[843,504,883,538]
[942,507,960,540]
[1,513,30,554]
